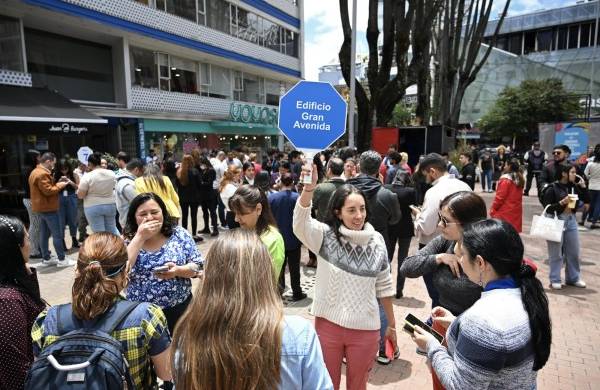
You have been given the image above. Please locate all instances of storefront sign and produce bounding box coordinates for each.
[49,123,88,134]
[77,146,93,165]
[229,103,278,125]
[554,122,590,160]
[278,80,347,151]
[138,120,146,159]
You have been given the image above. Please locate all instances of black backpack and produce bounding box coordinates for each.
[25,300,139,390]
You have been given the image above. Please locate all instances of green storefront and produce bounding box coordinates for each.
[139,102,280,159]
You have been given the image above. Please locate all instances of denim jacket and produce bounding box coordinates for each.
[279,315,333,390]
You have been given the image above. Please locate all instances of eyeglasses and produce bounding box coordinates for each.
[438,212,460,228]
[553,151,563,155]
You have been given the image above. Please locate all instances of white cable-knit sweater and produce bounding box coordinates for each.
[293,202,395,330]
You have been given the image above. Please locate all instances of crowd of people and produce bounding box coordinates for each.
[1,140,597,389]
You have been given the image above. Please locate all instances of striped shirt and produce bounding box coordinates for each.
[427,287,537,390]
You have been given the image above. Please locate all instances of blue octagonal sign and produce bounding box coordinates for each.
[278,81,347,152]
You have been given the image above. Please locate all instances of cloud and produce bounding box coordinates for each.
[304,0,370,81]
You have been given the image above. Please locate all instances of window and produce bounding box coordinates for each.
[262,19,281,52]
[536,29,553,52]
[198,0,206,25]
[240,73,260,103]
[157,53,170,91]
[568,25,579,49]
[25,28,114,102]
[508,33,522,55]
[0,15,24,72]
[284,29,299,57]
[523,31,535,54]
[580,23,591,48]
[265,79,280,105]
[206,0,230,34]
[496,35,508,51]
[557,26,568,50]
[166,0,197,22]
[201,63,231,99]
[130,47,158,88]
[170,56,197,93]
[235,8,259,44]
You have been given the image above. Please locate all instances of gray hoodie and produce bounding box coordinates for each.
[115,169,137,226]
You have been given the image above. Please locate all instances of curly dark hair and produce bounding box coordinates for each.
[123,193,175,240]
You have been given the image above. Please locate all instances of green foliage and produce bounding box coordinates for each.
[449,143,472,169]
[390,103,414,127]
[479,78,582,139]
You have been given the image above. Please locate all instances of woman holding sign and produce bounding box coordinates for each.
[293,163,397,390]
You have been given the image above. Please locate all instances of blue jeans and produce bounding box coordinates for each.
[589,189,600,223]
[84,204,119,235]
[39,211,65,260]
[59,193,78,238]
[481,169,493,191]
[547,214,581,284]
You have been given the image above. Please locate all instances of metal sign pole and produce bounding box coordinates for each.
[348,0,357,148]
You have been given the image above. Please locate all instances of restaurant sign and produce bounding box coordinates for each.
[229,103,277,125]
[49,123,88,134]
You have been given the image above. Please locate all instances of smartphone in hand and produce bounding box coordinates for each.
[403,313,444,343]
[152,265,170,274]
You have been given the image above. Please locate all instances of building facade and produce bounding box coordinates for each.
[461,0,600,124]
[0,0,303,200]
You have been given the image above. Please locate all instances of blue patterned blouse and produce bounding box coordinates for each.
[126,226,203,308]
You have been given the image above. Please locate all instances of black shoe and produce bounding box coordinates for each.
[29,253,43,260]
[578,221,585,226]
[292,293,307,301]
[71,237,80,249]
[395,291,403,299]
[523,192,529,196]
[193,235,204,242]
[200,228,211,234]
[211,229,219,236]
[78,234,88,243]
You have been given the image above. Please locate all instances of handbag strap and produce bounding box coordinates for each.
[542,204,558,219]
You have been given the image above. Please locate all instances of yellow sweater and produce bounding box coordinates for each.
[134,176,181,218]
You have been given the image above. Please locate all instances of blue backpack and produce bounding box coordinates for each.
[25,300,139,390]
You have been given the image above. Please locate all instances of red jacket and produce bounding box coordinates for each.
[490,175,523,232]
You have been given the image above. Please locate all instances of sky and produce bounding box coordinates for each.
[303,0,574,81]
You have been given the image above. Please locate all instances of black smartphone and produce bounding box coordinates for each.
[403,313,444,343]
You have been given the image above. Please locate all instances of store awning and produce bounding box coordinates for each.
[143,118,280,136]
[0,85,108,124]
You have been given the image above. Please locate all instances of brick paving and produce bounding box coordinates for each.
[36,185,600,390]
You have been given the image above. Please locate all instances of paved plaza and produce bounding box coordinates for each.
[35,188,600,390]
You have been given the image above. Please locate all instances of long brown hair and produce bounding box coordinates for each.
[219,165,241,192]
[229,185,277,236]
[72,233,128,320]
[177,154,194,186]
[505,158,525,188]
[172,230,283,390]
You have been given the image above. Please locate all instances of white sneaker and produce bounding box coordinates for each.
[567,280,587,288]
[550,282,562,290]
[56,258,76,268]
[40,256,58,267]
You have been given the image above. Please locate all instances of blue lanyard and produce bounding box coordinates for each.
[484,277,519,292]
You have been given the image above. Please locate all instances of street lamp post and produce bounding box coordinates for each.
[348,0,357,148]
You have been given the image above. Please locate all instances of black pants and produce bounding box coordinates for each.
[278,247,302,296]
[217,194,227,227]
[226,211,240,229]
[181,202,199,235]
[395,237,412,295]
[200,190,218,231]
[419,243,440,309]
[524,171,541,194]
[162,294,193,335]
